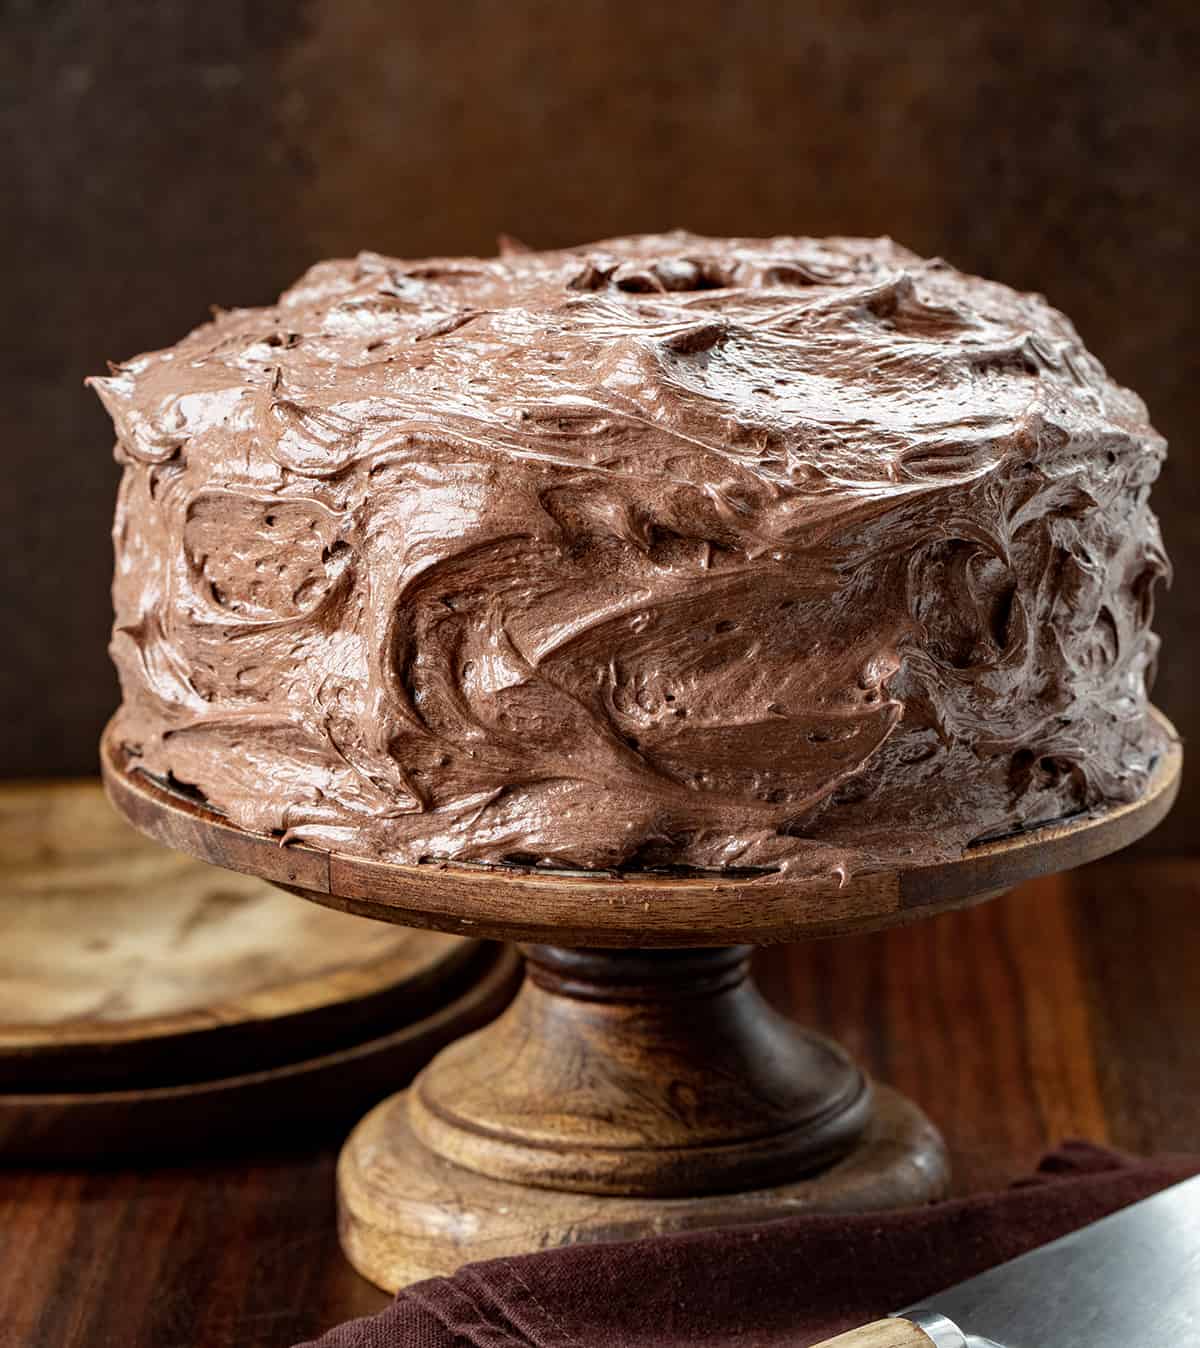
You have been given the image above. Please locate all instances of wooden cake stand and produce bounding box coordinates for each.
[102,709,1180,1291]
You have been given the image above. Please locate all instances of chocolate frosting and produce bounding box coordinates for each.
[92,232,1170,880]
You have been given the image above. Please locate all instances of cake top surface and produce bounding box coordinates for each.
[92,230,1157,520]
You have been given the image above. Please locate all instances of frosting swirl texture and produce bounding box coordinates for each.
[93,233,1169,879]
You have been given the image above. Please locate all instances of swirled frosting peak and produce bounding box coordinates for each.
[93,232,1170,879]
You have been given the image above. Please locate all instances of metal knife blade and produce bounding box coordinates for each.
[899,1173,1200,1347]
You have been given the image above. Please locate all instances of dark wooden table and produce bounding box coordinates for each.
[3,857,1197,1348]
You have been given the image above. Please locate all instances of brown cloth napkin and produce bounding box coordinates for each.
[298,1142,1198,1348]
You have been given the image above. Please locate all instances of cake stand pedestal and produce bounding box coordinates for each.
[101,709,1180,1291]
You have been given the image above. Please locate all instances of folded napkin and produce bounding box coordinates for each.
[299,1142,1198,1348]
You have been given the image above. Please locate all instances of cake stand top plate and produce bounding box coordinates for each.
[101,708,1180,948]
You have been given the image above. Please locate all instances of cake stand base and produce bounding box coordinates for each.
[337,945,948,1291]
[339,1084,943,1290]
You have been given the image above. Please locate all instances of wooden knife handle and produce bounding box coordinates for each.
[809,1319,936,1347]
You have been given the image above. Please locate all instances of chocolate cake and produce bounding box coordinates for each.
[91,232,1170,880]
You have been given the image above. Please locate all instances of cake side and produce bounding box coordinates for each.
[91,232,1170,878]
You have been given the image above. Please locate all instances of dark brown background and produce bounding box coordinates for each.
[4,0,1196,847]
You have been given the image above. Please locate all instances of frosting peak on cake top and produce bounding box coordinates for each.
[92,233,1168,876]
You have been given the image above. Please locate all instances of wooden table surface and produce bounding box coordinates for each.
[2,856,1197,1348]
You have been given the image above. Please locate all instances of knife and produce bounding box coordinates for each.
[809,1173,1200,1346]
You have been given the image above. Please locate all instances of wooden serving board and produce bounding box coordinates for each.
[0,943,521,1162]
[0,781,478,1090]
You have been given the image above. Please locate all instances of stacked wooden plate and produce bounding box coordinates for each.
[0,780,519,1161]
